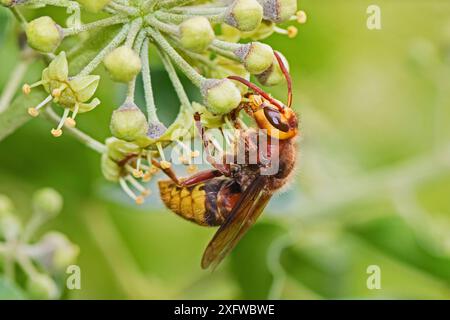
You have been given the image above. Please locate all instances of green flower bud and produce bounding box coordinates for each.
[0,213,21,240]
[69,75,100,103]
[201,79,242,114]
[147,121,167,140]
[32,188,63,218]
[1,0,15,7]
[38,232,79,271]
[110,102,149,141]
[27,274,59,300]
[219,24,241,43]
[225,0,263,32]
[26,16,63,53]
[179,17,215,53]
[105,137,141,162]
[241,20,275,40]
[235,42,273,74]
[207,57,250,95]
[0,194,14,213]
[258,0,297,22]
[192,102,224,128]
[104,46,142,83]
[256,51,289,86]
[76,0,111,12]
[101,153,121,182]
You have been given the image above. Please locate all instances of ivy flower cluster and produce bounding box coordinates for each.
[2,0,306,204]
[0,189,79,299]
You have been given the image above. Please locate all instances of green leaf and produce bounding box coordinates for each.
[0,276,27,300]
[0,89,48,142]
[0,8,11,46]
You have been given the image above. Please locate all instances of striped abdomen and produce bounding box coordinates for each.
[158,178,241,227]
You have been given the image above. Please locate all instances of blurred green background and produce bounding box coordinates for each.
[1,0,450,299]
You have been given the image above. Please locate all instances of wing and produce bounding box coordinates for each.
[201,176,273,270]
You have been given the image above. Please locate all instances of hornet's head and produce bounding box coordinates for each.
[229,52,298,140]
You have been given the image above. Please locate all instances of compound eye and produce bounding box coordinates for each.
[263,106,289,132]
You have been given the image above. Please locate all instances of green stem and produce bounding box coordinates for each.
[78,24,130,76]
[212,39,241,52]
[125,78,136,103]
[0,60,31,113]
[125,18,143,48]
[158,49,192,111]
[146,27,205,87]
[146,15,178,34]
[141,39,159,123]
[44,107,106,154]
[142,0,158,12]
[108,1,139,15]
[157,0,196,10]
[169,6,227,15]
[10,7,27,27]
[155,11,224,24]
[63,15,128,37]
[209,44,240,61]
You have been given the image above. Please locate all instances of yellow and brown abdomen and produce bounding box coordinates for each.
[158,178,241,227]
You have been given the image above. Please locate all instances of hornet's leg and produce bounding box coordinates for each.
[152,158,223,187]
[194,112,231,176]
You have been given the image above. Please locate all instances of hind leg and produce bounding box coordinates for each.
[152,158,223,187]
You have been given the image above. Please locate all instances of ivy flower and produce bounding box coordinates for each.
[23,52,101,137]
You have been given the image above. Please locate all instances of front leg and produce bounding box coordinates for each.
[194,112,231,176]
[152,158,223,187]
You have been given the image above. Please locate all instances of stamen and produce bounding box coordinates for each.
[142,172,153,182]
[178,155,190,165]
[65,103,79,128]
[119,177,143,205]
[51,108,70,137]
[187,164,198,174]
[175,140,199,159]
[296,10,307,24]
[52,84,67,102]
[22,81,44,95]
[274,26,298,38]
[287,26,298,38]
[133,155,144,178]
[22,84,31,95]
[157,142,172,169]
[28,95,53,117]
[149,165,159,174]
[126,175,150,196]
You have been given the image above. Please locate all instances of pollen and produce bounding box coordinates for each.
[142,172,153,182]
[160,160,172,170]
[52,88,62,98]
[22,84,31,95]
[28,107,40,117]
[288,26,298,38]
[178,155,189,165]
[132,169,144,178]
[296,11,307,24]
[191,150,200,158]
[149,166,159,174]
[187,164,198,174]
[135,196,145,205]
[51,128,63,137]
[65,117,76,128]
